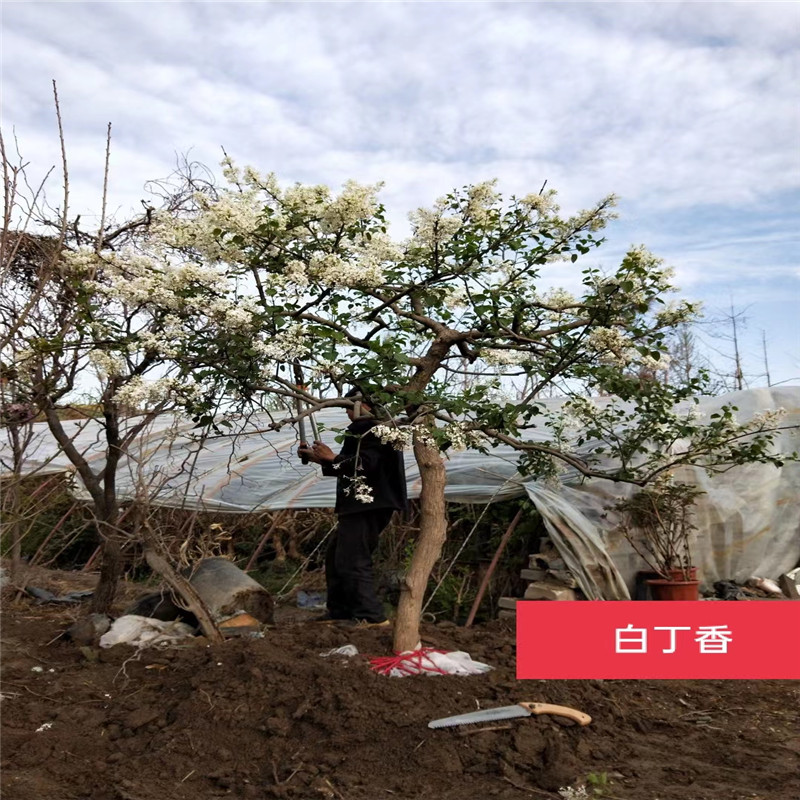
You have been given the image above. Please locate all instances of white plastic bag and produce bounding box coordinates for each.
[320,645,359,658]
[99,615,195,648]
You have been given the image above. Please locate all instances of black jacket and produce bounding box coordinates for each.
[320,417,408,517]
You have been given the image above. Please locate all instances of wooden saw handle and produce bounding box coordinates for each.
[520,702,592,726]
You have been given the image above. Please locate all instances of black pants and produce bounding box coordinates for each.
[326,508,394,622]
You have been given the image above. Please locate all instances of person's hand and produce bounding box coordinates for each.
[297,441,335,464]
[309,441,335,463]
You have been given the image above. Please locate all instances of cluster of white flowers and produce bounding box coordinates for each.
[136,313,193,358]
[151,190,267,266]
[640,352,672,371]
[205,297,260,331]
[599,246,675,305]
[345,474,374,504]
[354,233,402,282]
[494,259,528,289]
[372,424,413,450]
[198,191,265,238]
[167,262,228,293]
[633,247,674,291]
[284,260,310,287]
[88,349,127,378]
[314,359,344,378]
[563,396,599,424]
[747,408,786,430]
[586,327,636,367]
[655,299,698,327]
[684,407,705,422]
[61,247,100,277]
[551,409,584,439]
[410,424,438,450]
[253,324,310,364]
[240,164,281,193]
[464,180,500,224]
[306,251,384,289]
[519,188,559,217]
[113,376,176,408]
[558,195,618,235]
[538,287,576,311]
[282,183,331,217]
[408,207,462,249]
[481,348,530,366]
[82,248,179,311]
[320,180,383,233]
[443,422,484,451]
[541,455,571,491]
[214,154,279,196]
[12,348,35,366]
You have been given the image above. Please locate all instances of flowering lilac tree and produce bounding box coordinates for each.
[0,123,245,620]
[3,85,790,642]
[160,160,790,651]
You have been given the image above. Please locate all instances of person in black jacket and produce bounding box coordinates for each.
[298,390,407,626]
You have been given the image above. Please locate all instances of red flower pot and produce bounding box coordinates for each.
[646,578,700,601]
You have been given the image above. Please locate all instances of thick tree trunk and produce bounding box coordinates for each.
[90,532,123,614]
[393,430,449,653]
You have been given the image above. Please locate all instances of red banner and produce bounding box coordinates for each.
[516,601,800,679]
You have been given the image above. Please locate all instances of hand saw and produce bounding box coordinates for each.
[429,702,591,729]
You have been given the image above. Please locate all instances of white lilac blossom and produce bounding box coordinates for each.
[345,474,374,504]
[747,408,786,430]
[112,376,202,409]
[372,424,413,450]
[464,180,500,224]
[519,189,559,217]
[114,376,173,408]
[284,260,310,287]
[586,327,636,367]
[539,288,576,311]
[253,325,310,364]
[443,423,484,451]
[656,300,699,327]
[307,252,384,289]
[640,353,672,371]
[88,350,127,378]
[481,348,530,366]
[556,195,618,235]
[320,180,383,232]
[407,207,462,249]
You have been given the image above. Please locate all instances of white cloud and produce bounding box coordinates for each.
[1,1,797,383]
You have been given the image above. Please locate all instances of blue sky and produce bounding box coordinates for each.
[2,1,798,386]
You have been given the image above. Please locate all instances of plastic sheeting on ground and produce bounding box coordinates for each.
[368,648,493,677]
[3,387,798,595]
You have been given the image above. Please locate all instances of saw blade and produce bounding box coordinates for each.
[428,705,531,729]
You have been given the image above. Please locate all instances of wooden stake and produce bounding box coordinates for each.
[465,508,523,628]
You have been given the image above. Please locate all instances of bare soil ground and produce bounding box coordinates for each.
[1,567,798,800]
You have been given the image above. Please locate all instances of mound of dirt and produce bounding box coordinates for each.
[1,575,798,800]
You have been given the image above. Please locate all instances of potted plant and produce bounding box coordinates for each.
[612,479,703,600]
